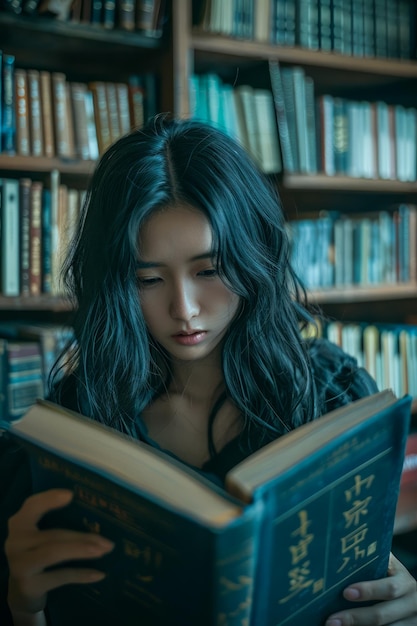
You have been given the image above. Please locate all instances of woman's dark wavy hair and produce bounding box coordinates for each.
[51,114,319,452]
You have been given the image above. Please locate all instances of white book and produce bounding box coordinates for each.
[235,85,262,168]
[253,89,282,174]
[395,105,407,182]
[84,90,99,161]
[292,67,310,173]
[405,107,417,182]
[0,178,20,296]
[219,84,239,141]
[319,94,334,176]
[376,101,391,179]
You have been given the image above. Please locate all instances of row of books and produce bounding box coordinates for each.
[269,61,417,181]
[189,73,282,174]
[0,321,74,420]
[0,174,85,297]
[0,51,157,158]
[1,0,166,37]
[316,320,417,401]
[195,0,416,60]
[289,204,417,290]
[192,64,417,182]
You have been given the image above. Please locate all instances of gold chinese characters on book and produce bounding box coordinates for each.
[0,389,411,625]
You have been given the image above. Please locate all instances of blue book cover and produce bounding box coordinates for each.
[0,390,410,625]
[227,391,411,625]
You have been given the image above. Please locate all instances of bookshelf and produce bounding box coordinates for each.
[0,4,172,319]
[174,0,417,542]
[0,0,416,538]
[176,2,417,295]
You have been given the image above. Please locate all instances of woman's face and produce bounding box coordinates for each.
[136,204,240,363]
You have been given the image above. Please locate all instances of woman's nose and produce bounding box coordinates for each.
[169,282,200,321]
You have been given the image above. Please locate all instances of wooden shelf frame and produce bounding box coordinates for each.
[0,12,164,49]
[282,174,417,194]
[0,296,73,312]
[0,155,96,176]
[191,31,417,78]
[309,284,417,304]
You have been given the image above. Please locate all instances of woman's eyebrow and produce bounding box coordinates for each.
[135,251,216,269]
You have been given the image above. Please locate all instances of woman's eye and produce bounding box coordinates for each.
[137,276,161,287]
[198,268,218,278]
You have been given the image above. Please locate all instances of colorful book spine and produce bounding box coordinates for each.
[2,54,16,154]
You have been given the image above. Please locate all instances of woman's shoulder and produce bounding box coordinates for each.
[305,337,379,412]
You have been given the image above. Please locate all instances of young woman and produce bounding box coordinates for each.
[1,116,416,625]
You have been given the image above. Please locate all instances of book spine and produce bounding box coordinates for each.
[284,0,296,45]
[84,90,99,160]
[268,60,295,173]
[89,81,111,154]
[19,177,32,297]
[398,0,412,59]
[90,0,103,24]
[1,178,20,296]
[102,0,116,27]
[1,54,16,154]
[351,0,364,56]
[15,68,31,157]
[50,168,61,295]
[304,75,318,173]
[292,67,310,173]
[318,94,335,176]
[128,76,145,130]
[115,83,132,136]
[52,72,72,158]
[281,67,300,172]
[70,82,90,160]
[319,0,332,51]
[7,342,44,419]
[363,0,375,56]
[40,71,55,158]
[374,0,388,57]
[27,69,44,157]
[41,188,52,294]
[29,181,43,297]
[135,0,163,36]
[273,0,286,44]
[64,82,77,159]
[105,82,121,144]
[119,0,136,30]
[386,0,399,58]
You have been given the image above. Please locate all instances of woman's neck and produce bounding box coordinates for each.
[142,350,241,467]
[168,356,224,404]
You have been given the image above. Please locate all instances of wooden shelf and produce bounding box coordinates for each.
[0,296,73,312]
[0,155,96,176]
[282,174,417,194]
[0,13,163,49]
[309,284,417,304]
[191,31,417,78]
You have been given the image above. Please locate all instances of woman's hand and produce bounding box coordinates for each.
[325,553,417,625]
[5,489,115,625]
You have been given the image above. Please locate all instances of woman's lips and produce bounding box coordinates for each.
[172,331,207,345]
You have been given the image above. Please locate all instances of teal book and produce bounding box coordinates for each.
[0,390,411,625]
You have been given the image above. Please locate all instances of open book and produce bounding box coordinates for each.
[0,390,411,626]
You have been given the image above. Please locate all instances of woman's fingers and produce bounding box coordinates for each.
[325,553,417,625]
[7,533,115,575]
[6,489,115,617]
[8,489,74,530]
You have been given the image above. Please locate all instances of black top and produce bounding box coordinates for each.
[0,338,378,625]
